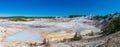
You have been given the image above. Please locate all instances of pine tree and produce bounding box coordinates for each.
[90,31,94,36]
[72,32,82,41]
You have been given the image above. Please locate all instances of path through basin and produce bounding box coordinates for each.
[6,30,42,42]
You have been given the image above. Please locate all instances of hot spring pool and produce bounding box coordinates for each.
[6,30,42,42]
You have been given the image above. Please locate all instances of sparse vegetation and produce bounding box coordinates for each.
[94,12,120,35]
[103,16,120,34]
[71,32,82,41]
[89,31,94,36]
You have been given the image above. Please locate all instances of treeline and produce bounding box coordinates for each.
[0,15,86,19]
[1,14,118,19]
[0,16,56,19]
[0,16,56,21]
[67,15,86,18]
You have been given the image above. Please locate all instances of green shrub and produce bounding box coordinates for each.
[71,32,82,41]
[103,15,120,34]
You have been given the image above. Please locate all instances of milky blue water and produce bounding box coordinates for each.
[6,31,42,42]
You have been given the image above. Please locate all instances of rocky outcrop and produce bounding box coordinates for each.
[98,31,120,47]
[62,31,120,47]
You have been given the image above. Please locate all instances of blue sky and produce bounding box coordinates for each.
[0,0,120,17]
